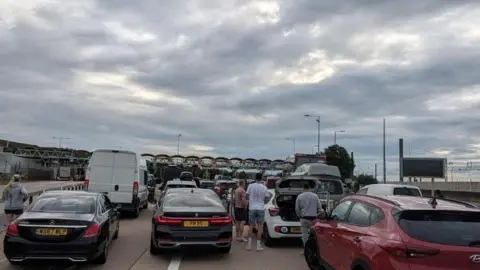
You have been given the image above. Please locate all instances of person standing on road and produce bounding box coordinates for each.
[233,179,247,242]
[246,173,268,251]
[2,174,28,228]
[295,183,324,250]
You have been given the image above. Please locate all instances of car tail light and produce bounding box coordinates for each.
[133,181,139,195]
[83,223,101,238]
[84,179,89,190]
[268,207,280,216]
[209,216,232,225]
[156,216,183,225]
[6,223,19,237]
[215,187,221,194]
[379,241,440,258]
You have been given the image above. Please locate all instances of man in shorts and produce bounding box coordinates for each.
[246,173,268,251]
[233,179,247,241]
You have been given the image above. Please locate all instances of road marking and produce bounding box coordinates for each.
[167,255,181,270]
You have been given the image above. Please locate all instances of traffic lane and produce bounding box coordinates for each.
[87,204,170,270]
[177,240,305,270]
[0,204,169,270]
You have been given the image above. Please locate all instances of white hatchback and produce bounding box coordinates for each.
[262,177,318,246]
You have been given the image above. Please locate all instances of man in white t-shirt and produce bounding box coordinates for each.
[246,173,268,251]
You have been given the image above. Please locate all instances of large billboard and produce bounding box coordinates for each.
[402,157,446,178]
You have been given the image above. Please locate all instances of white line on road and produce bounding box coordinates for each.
[167,255,182,270]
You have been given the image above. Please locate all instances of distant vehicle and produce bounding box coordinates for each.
[165,180,197,190]
[286,153,327,170]
[85,149,148,217]
[4,191,121,265]
[263,176,319,246]
[265,176,281,189]
[214,175,232,181]
[199,180,215,190]
[357,184,422,197]
[305,194,480,270]
[150,188,232,254]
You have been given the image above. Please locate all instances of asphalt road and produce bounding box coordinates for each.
[0,204,306,270]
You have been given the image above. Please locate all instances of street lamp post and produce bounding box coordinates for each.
[52,136,70,148]
[334,130,345,145]
[176,134,182,155]
[304,114,320,154]
[285,137,296,155]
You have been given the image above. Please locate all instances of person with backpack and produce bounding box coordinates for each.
[2,174,28,228]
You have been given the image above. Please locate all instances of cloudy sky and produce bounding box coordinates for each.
[1,0,480,179]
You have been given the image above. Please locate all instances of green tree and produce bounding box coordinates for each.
[354,173,378,191]
[324,144,355,180]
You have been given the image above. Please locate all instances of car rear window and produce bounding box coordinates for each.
[317,180,343,195]
[164,194,223,208]
[200,182,214,189]
[29,196,96,214]
[167,184,196,188]
[393,187,421,196]
[396,210,480,247]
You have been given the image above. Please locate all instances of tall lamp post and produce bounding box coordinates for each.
[304,114,321,154]
[176,134,182,155]
[334,130,345,145]
[285,137,296,155]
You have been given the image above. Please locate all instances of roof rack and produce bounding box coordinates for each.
[353,194,401,206]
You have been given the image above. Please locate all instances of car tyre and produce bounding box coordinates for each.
[262,223,275,247]
[217,244,231,254]
[304,234,325,270]
[150,237,162,255]
[113,222,119,240]
[92,239,109,264]
[132,204,140,218]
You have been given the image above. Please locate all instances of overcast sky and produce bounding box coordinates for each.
[1,1,480,178]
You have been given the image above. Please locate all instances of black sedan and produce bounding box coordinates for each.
[150,188,233,254]
[4,190,120,265]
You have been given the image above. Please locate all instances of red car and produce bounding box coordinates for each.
[304,194,480,270]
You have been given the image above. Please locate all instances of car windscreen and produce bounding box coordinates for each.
[316,180,343,195]
[396,210,480,247]
[167,184,196,188]
[393,187,421,196]
[164,193,223,208]
[29,196,96,214]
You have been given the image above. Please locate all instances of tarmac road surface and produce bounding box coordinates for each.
[0,204,306,270]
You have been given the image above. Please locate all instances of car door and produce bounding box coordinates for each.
[103,195,119,237]
[98,195,113,240]
[336,201,374,270]
[316,200,353,268]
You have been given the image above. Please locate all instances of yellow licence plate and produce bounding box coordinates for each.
[183,221,209,227]
[37,228,68,236]
[290,227,301,233]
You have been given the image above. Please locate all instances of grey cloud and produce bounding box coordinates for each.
[1,0,480,176]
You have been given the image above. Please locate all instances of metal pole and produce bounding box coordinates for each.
[334,131,337,145]
[317,117,320,154]
[383,118,386,183]
[293,138,296,154]
[374,163,377,179]
[177,134,181,155]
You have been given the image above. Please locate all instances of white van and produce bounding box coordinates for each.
[85,149,149,217]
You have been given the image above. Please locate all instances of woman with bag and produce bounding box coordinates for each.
[2,174,28,228]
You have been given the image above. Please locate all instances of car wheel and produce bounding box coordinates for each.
[304,234,325,270]
[113,222,119,240]
[262,223,274,247]
[217,244,231,254]
[150,237,162,255]
[141,201,148,209]
[133,204,140,218]
[93,239,109,264]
